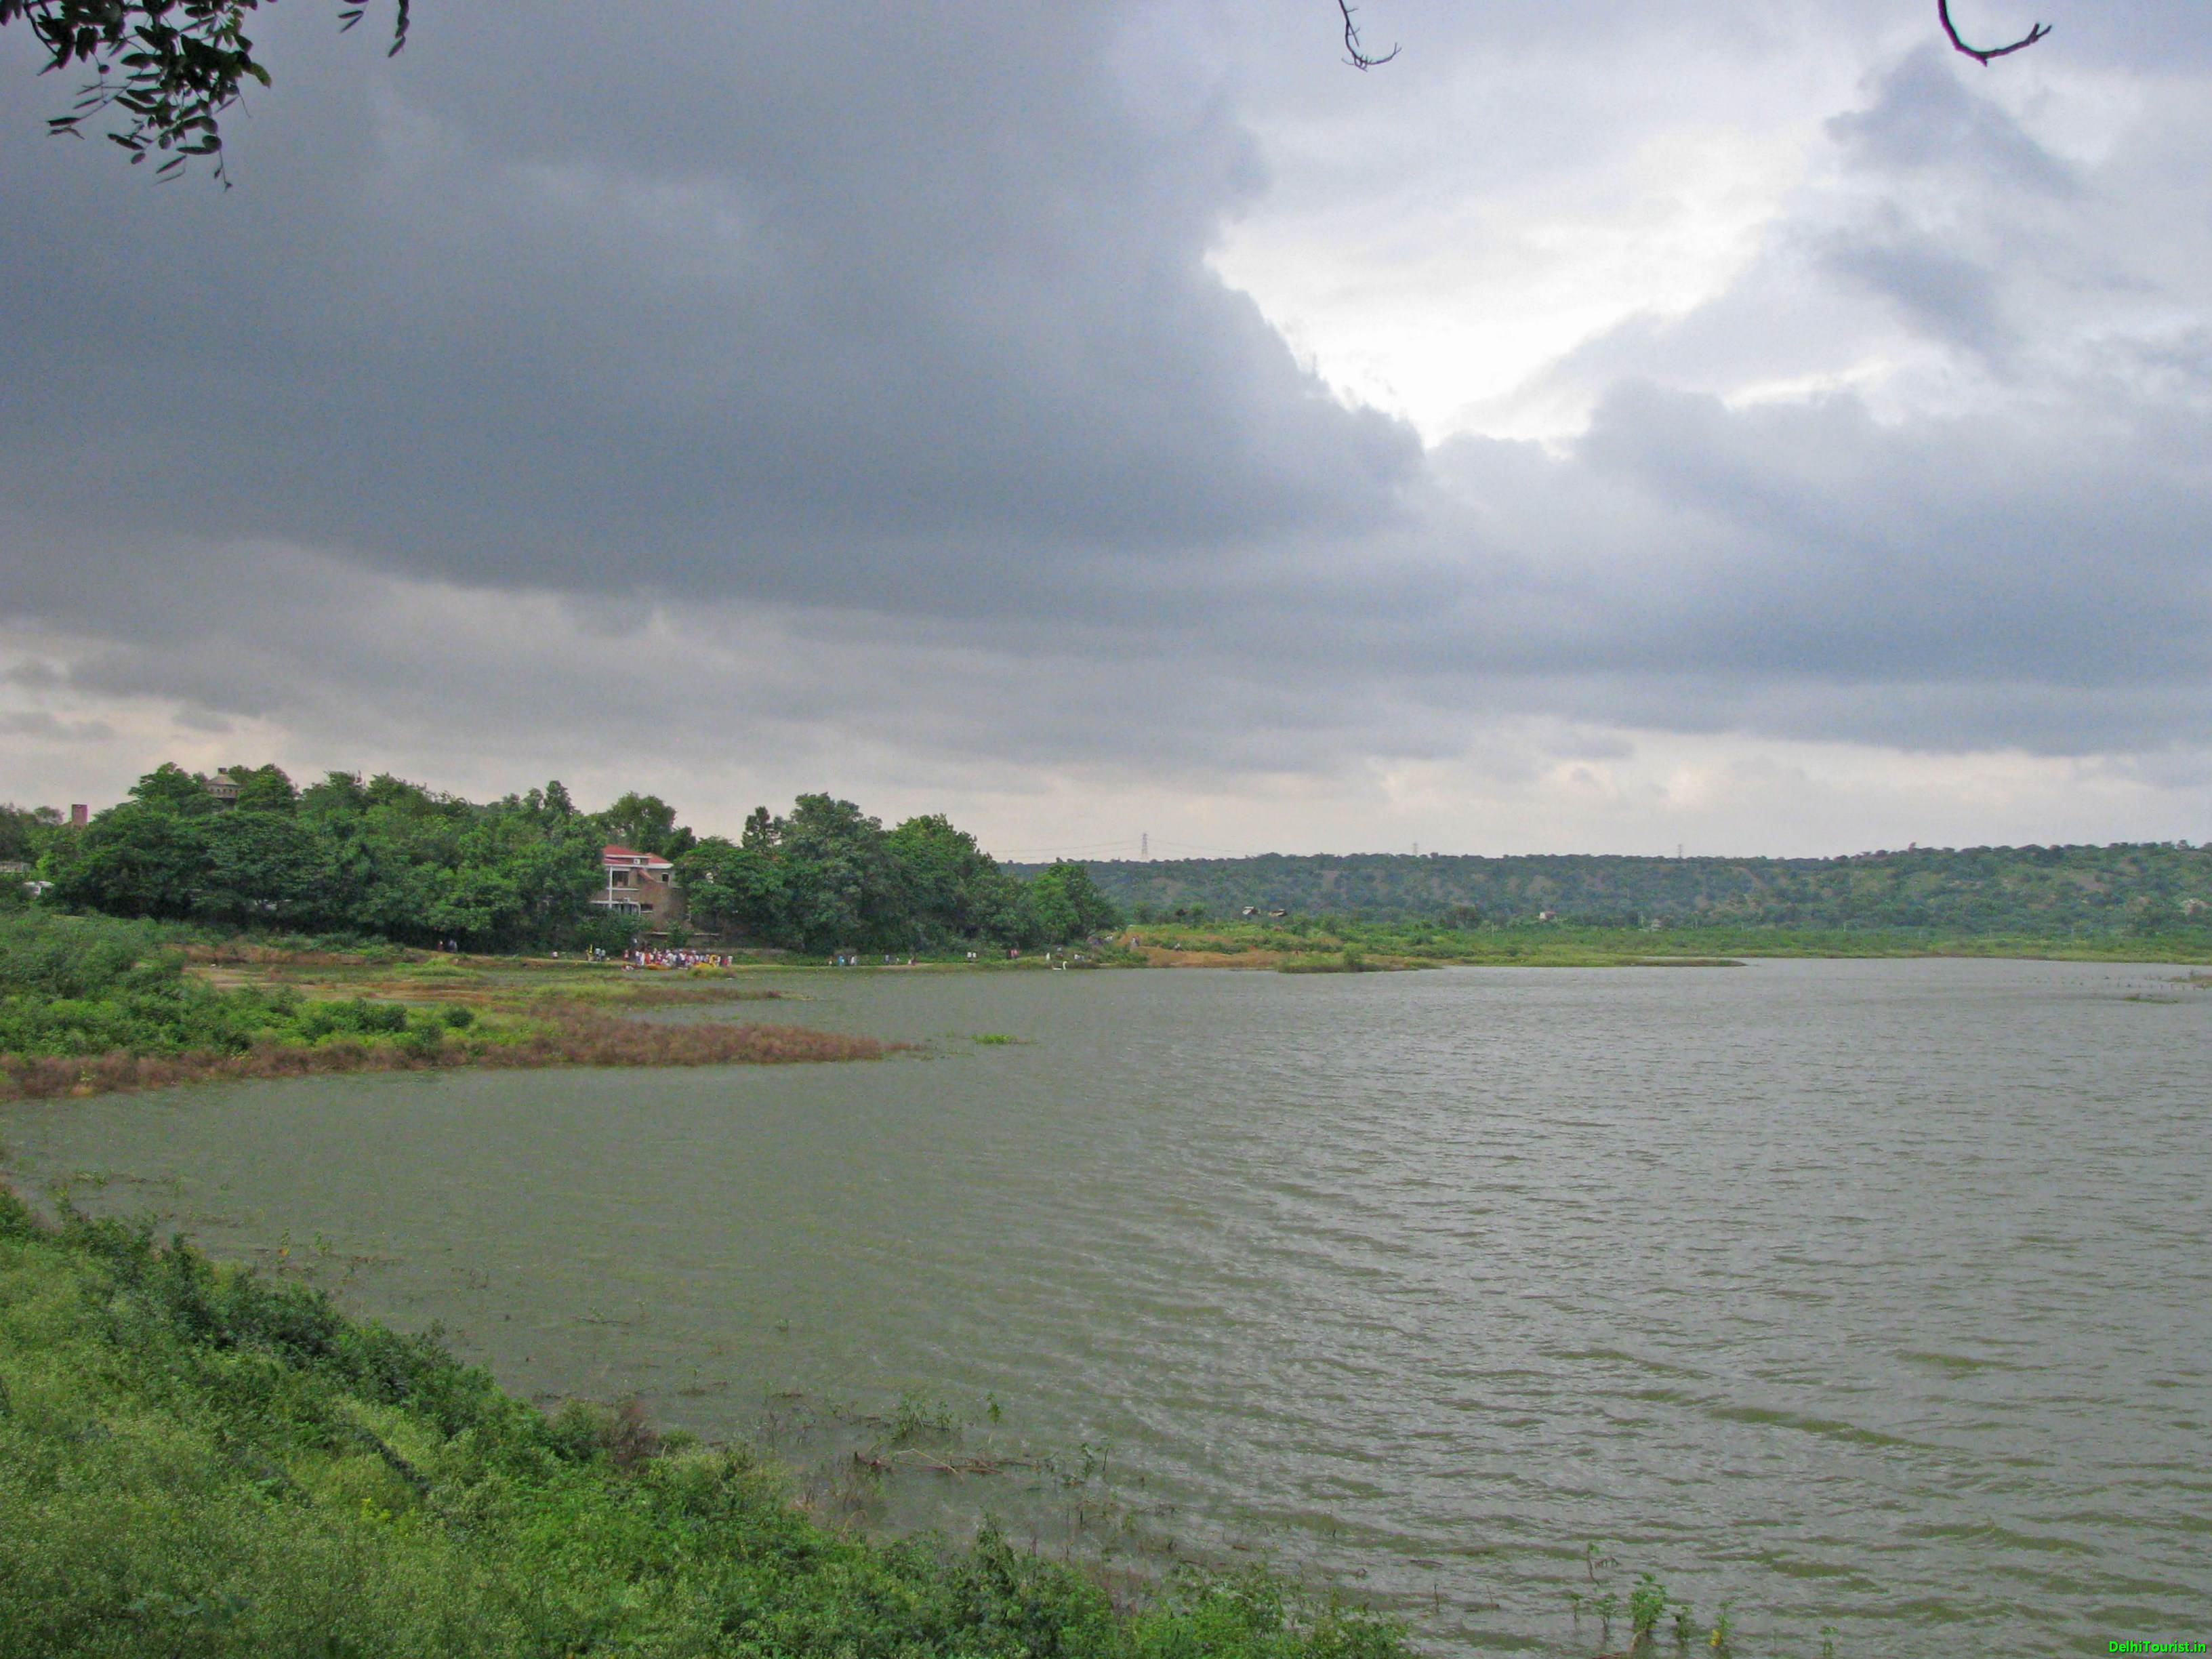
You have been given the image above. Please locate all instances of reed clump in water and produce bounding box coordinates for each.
[496,1003,897,1069]
[0,1017,897,1101]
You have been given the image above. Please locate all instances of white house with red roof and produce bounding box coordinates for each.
[594,844,684,922]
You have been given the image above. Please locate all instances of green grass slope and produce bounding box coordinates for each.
[0,1194,1404,1658]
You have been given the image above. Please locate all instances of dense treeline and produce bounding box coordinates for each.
[1050,844,2212,937]
[674,798,1118,954]
[2,766,1117,955]
[0,803,59,863]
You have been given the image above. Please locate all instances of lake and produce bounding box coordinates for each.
[6,958,2207,1655]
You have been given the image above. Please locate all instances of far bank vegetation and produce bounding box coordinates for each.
[1,769,1120,959]
[0,912,895,1104]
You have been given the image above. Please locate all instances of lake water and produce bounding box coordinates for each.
[5,959,2208,1655]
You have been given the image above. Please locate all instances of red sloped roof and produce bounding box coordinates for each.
[602,844,673,867]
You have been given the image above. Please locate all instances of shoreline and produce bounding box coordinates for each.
[5,922,2207,1106]
[0,929,908,1105]
[1123,934,2212,971]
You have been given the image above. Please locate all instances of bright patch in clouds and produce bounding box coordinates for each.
[1210,58,1839,440]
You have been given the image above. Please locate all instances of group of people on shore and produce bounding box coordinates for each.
[624,947,734,970]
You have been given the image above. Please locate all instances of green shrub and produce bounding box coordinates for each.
[0,912,474,1070]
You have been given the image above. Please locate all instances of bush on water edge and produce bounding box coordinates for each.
[0,1191,1407,1658]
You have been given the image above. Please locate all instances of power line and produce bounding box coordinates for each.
[995,835,1274,861]
[992,836,1143,859]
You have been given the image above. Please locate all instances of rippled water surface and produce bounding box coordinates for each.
[8,959,2209,1654]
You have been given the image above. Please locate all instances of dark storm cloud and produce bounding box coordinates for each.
[3,0,2212,796]
[0,1,1416,606]
[1422,381,2212,724]
[1819,223,2011,358]
[1827,47,2076,195]
[1810,48,2078,357]
[0,710,112,742]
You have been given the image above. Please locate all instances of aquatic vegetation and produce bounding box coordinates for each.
[1673,1598,1698,1651]
[888,1388,965,1443]
[1630,1572,1669,1648]
[1593,1589,1620,1650]
[1559,1556,1804,1659]
[1711,1597,1738,1655]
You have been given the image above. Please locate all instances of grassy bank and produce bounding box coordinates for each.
[0,914,895,1103]
[1123,918,2212,970]
[0,1191,1405,1658]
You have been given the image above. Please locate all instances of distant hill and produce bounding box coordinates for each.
[1012,844,2212,936]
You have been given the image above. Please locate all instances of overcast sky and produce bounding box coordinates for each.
[5,0,2210,856]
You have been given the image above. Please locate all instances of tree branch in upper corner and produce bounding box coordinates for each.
[1336,0,1397,70]
[1938,0,2051,64]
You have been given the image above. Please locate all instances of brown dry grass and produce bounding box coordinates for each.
[528,980,788,1007]
[185,966,786,1007]
[1135,944,1432,971]
[0,1011,901,1103]
[1136,945,1292,969]
[180,941,409,968]
[483,981,789,1010]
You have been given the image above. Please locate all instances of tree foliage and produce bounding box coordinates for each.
[671,836,783,938]
[1081,844,2212,937]
[597,791,694,860]
[1025,859,1122,943]
[20,765,1118,953]
[672,804,1105,953]
[3,3,2048,183]
[1,0,407,180]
